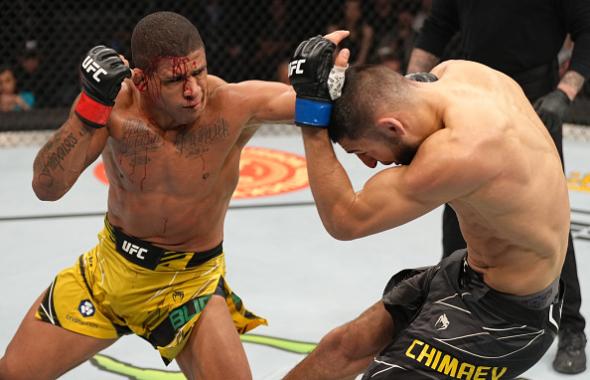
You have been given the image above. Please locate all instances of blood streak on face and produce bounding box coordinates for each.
[140,56,191,100]
[170,56,192,98]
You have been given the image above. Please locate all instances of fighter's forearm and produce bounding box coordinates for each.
[271,88,296,123]
[557,70,586,101]
[406,48,440,74]
[32,115,98,201]
[302,128,357,240]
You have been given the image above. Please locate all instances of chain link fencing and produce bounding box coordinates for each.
[1,0,589,142]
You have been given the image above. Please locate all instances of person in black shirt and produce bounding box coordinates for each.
[407,0,590,374]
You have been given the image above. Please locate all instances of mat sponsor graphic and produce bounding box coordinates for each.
[93,147,308,198]
[567,171,590,192]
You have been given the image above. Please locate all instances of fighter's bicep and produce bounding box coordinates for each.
[236,81,295,123]
[347,167,440,237]
[403,132,497,203]
[84,128,109,167]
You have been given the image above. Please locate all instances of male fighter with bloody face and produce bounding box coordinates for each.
[0,12,348,380]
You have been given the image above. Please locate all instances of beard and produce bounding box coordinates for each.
[396,142,418,165]
[363,128,418,166]
[375,131,417,166]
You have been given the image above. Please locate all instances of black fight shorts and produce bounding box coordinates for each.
[363,250,563,380]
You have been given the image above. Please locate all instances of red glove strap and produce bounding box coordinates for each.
[74,92,113,127]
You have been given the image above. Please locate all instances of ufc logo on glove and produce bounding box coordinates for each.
[289,35,347,127]
[81,56,108,82]
[289,59,306,76]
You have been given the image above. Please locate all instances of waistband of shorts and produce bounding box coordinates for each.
[104,216,223,271]
[460,253,561,311]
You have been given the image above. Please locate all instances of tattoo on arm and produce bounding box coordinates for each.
[34,128,81,182]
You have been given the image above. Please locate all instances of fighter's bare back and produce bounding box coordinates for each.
[428,61,570,295]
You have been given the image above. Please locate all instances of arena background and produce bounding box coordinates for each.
[1,0,590,133]
[1,1,589,380]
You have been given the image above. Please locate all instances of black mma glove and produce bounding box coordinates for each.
[75,45,131,128]
[288,36,336,127]
[533,89,571,134]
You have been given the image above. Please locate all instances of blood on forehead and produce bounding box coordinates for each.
[139,56,199,98]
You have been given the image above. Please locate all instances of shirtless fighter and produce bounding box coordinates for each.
[284,34,569,379]
[0,12,347,380]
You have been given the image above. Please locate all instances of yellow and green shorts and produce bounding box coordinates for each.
[35,217,267,363]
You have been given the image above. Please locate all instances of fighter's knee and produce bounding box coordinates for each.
[0,356,12,380]
[0,353,58,380]
[0,355,33,380]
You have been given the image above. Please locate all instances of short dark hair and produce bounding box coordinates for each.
[328,65,408,142]
[131,11,204,72]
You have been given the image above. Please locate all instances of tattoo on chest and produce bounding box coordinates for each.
[174,118,229,158]
[119,119,163,165]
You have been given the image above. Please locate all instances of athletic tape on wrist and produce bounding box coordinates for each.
[295,98,333,127]
[328,65,348,100]
[74,91,112,128]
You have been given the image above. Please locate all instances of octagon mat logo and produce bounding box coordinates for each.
[568,171,590,193]
[93,147,309,198]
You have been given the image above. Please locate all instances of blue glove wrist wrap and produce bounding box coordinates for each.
[295,98,333,127]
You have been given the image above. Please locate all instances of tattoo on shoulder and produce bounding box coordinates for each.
[174,118,230,157]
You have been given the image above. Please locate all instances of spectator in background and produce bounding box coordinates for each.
[326,0,374,65]
[407,0,590,374]
[194,0,251,82]
[249,0,294,81]
[194,0,228,78]
[412,0,432,33]
[13,41,44,107]
[366,0,397,61]
[0,65,33,112]
[371,8,417,71]
[375,46,403,73]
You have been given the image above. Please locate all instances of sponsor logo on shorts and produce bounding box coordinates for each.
[78,300,96,318]
[93,147,309,199]
[66,313,99,328]
[169,295,211,330]
[435,313,450,330]
[405,339,508,379]
[172,290,184,303]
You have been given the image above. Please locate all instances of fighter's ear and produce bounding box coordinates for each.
[376,117,405,136]
[132,68,146,90]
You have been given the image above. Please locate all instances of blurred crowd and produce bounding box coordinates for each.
[0,0,580,112]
